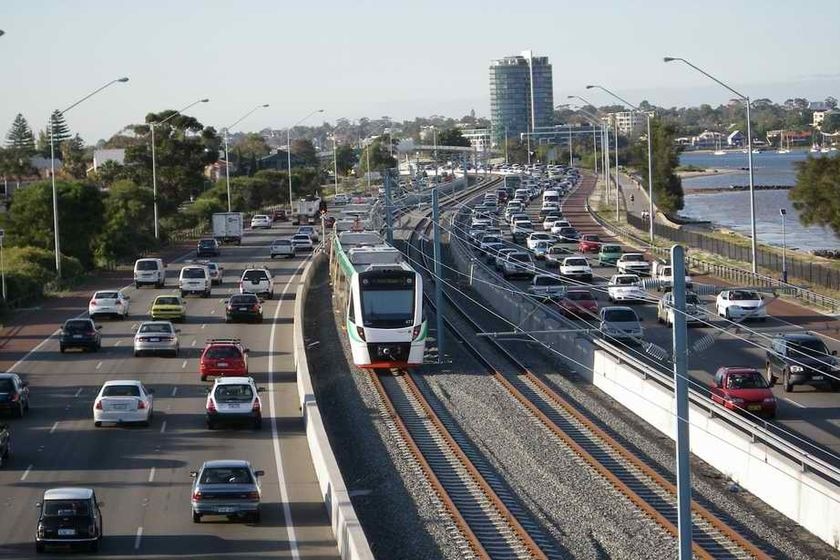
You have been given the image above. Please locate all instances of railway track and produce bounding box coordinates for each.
[407,208,775,560]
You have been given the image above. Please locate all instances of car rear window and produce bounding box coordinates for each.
[139,323,173,334]
[64,320,93,333]
[155,297,180,306]
[102,385,141,397]
[182,268,206,279]
[136,260,158,271]
[230,295,258,305]
[95,291,119,299]
[602,245,621,252]
[273,240,291,246]
[242,270,268,282]
[214,384,254,401]
[565,259,588,266]
[205,346,242,359]
[614,276,638,285]
[604,309,638,322]
[200,467,253,485]
[199,240,215,247]
[43,500,89,517]
[566,291,594,301]
[0,379,14,392]
[727,372,767,389]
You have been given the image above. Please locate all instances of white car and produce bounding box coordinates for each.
[657,292,704,327]
[297,225,320,242]
[528,274,567,300]
[715,289,767,320]
[559,257,593,281]
[607,274,647,303]
[240,268,275,299]
[616,253,652,275]
[526,232,554,251]
[550,221,572,235]
[600,306,644,342]
[88,290,130,320]
[179,265,212,298]
[134,321,180,357]
[250,215,272,229]
[93,380,154,427]
[205,376,263,430]
[543,217,562,231]
[290,234,314,251]
[270,238,296,259]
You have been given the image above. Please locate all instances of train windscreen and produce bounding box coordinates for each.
[360,272,415,328]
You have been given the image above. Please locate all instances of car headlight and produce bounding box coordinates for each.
[790,365,804,373]
[763,397,776,405]
[726,396,745,405]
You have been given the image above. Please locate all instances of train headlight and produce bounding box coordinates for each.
[356,326,366,341]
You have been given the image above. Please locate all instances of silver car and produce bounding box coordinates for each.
[133,321,180,357]
[190,460,264,523]
[599,306,644,343]
[270,238,296,259]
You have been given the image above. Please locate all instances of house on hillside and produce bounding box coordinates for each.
[691,130,726,149]
[727,130,745,147]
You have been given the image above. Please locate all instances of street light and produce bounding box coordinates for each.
[569,94,609,196]
[331,134,339,195]
[50,77,129,277]
[287,109,324,211]
[780,208,788,283]
[566,103,599,176]
[223,104,269,212]
[150,98,209,239]
[664,56,758,273]
[587,84,655,245]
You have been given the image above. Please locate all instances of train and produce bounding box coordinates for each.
[330,229,427,368]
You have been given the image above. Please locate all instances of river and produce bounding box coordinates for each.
[677,150,840,252]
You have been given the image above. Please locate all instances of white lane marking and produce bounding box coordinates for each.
[268,257,308,560]
[49,422,58,434]
[784,398,806,409]
[171,386,178,397]
[114,340,121,347]
[134,526,143,550]
[159,420,167,434]
[74,388,82,397]
[95,361,103,370]
[200,324,206,330]
[210,309,216,315]
[21,465,32,481]
[148,467,156,483]
[181,360,187,369]
[191,339,197,347]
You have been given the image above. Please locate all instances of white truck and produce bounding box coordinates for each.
[292,196,323,225]
[212,212,244,245]
[651,260,693,290]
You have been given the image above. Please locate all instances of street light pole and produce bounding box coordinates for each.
[504,125,508,164]
[664,56,758,272]
[287,108,325,209]
[332,135,340,195]
[50,77,129,277]
[780,208,788,283]
[150,98,209,239]
[224,103,270,212]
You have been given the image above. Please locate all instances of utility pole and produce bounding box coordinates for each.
[671,244,693,560]
[432,188,444,364]
[614,124,620,221]
[384,170,394,244]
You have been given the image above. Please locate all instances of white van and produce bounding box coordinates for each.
[179,265,212,298]
[542,190,560,205]
[134,258,166,288]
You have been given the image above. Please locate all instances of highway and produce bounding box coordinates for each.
[459,174,840,460]
[0,225,340,558]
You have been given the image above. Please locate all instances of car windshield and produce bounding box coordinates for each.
[182,268,206,279]
[604,309,638,322]
[155,297,180,306]
[614,276,638,285]
[730,291,760,301]
[136,260,158,271]
[0,379,14,392]
[102,385,141,397]
[243,270,269,282]
[64,320,93,333]
[726,372,768,389]
[566,291,594,301]
[565,259,587,266]
[207,263,218,272]
[199,240,215,247]
[254,215,268,220]
[510,253,531,263]
[273,240,291,246]
[230,295,258,305]
[299,227,314,234]
[583,235,600,242]
[43,500,90,517]
[292,235,310,242]
[622,254,644,262]
[602,245,621,253]
[686,294,701,305]
[214,384,254,402]
[205,346,241,359]
[535,276,562,286]
[788,338,829,358]
[139,323,173,334]
[200,467,253,485]
[95,291,119,299]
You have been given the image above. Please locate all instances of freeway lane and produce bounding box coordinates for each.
[0,224,340,558]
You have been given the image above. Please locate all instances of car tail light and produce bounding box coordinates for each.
[207,399,216,413]
[245,491,259,501]
[192,490,202,501]
[90,299,97,306]
[137,400,146,410]
[94,400,103,410]
[37,524,45,538]
[252,399,261,412]
[88,523,97,536]
[10,392,19,402]
[412,325,422,340]
[356,326,366,341]
[252,305,260,312]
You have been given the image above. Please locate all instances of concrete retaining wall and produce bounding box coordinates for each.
[449,218,840,550]
[294,253,375,560]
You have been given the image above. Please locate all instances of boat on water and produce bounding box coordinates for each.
[820,147,831,153]
[713,135,726,155]
[810,144,821,153]
[777,133,790,154]
[752,148,762,154]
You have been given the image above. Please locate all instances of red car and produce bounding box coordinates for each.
[557,288,599,318]
[271,209,287,222]
[200,338,250,381]
[578,234,602,253]
[710,367,776,419]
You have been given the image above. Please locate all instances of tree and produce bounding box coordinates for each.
[334,144,357,175]
[631,118,684,214]
[233,133,270,160]
[820,112,840,134]
[48,110,72,146]
[436,128,471,148]
[358,139,396,175]
[790,156,840,235]
[61,134,87,179]
[95,180,156,265]
[826,96,838,110]
[290,138,317,167]
[5,114,36,153]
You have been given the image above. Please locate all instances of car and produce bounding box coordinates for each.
[710,367,777,419]
[271,208,288,221]
[478,235,503,252]
[495,248,518,270]
[239,268,274,299]
[616,252,651,275]
[133,321,180,357]
[656,291,704,327]
[59,318,102,353]
[268,238,296,259]
[607,274,646,303]
[200,338,250,381]
[204,261,224,286]
[35,487,103,553]
[179,265,212,298]
[526,232,553,251]
[652,261,693,291]
[93,380,154,427]
[715,290,767,321]
[149,295,187,322]
[0,373,30,418]
[196,238,220,257]
[527,274,567,300]
[578,234,602,253]
[190,460,264,523]
[297,225,319,242]
[557,288,598,318]
[598,243,623,266]
[502,251,535,279]
[250,214,272,229]
[559,256,593,282]
[225,293,263,323]
[766,332,840,392]
[543,217,563,231]
[0,423,9,467]
[544,245,570,268]
[205,377,263,429]
[531,240,551,260]
[599,306,644,342]
[539,204,560,218]
[88,290,130,320]
[290,234,314,251]
[554,226,580,242]
[549,221,572,234]
[133,258,165,288]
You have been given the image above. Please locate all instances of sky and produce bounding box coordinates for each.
[2,0,840,143]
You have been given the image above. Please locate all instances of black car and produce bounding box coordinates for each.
[59,319,102,353]
[0,373,30,418]
[555,227,580,242]
[196,238,220,257]
[35,487,103,553]
[225,294,263,323]
[0,424,10,467]
[766,332,840,392]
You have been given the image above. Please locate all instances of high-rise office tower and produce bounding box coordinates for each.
[489,50,554,147]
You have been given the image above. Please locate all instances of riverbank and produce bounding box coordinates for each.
[676,168,739,179]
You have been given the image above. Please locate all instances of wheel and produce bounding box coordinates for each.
[203,290,211,298]
[724,308,731,320]
[266,292,273,300]
[252,418,262,430]
[171,348,178,358]
[89,537,99,552]
[270,255,275,259]
[60,345,66,353]
[12,402,23,418]
[134,351,141,357]
[783,370,793,392]
[91,344,99,353]
[765,363,775,385]
[96,341,102,351]
[35,542,45,553]
[94,421,102,427]
[156,281,165,288]
[134,282,140,289]
[180,291,186,298]
[206,420,215,430]
[200,375,207,382]
[192,511,201,523]
[250,510,261,523]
